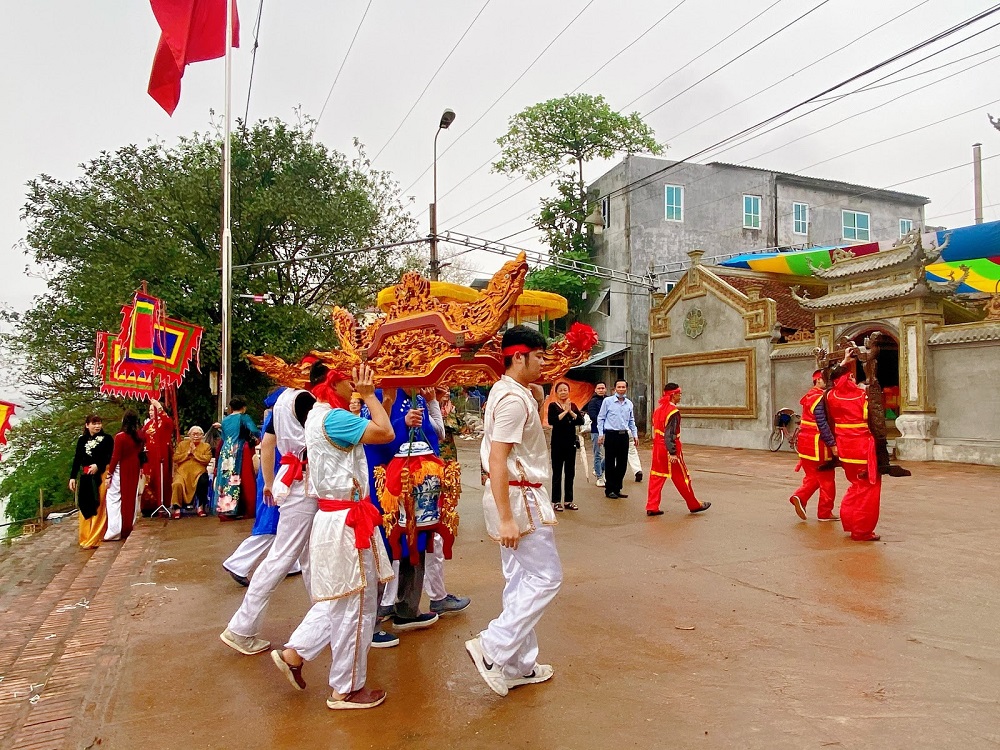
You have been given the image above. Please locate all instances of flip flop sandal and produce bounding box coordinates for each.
[565,503,579,510]
[553,503,564,512]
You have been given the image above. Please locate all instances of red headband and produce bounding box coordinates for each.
[311,369,351,410]
[663,386,681,395]
[501,344,537,357]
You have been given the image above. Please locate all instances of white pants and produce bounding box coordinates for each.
[105,467,122,541]
[480,526,562,680]
[380,532,448,606]
[227,506,314,637]
[627,440,643,476]
[223,534,302,578]
[286,548,378,694]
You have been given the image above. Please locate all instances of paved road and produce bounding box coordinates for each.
[61,443,1000,749]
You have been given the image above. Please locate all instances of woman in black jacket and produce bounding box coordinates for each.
[69,414,114,548]
[548,382,585,511]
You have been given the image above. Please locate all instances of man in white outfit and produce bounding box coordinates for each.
[220,363,325,656]
[270,363,395,709]
[466,325,563,697]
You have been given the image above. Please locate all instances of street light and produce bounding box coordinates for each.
[430,108,456,281]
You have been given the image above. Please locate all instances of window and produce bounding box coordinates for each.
[664,185,684,222]
[899,218,913,238]
[842,210,871,241]
[600,196,610,228]
[793,202,809,235]
[743,195,761,229]
[591,289,611,316]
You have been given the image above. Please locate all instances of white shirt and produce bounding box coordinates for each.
[480,375,556,539]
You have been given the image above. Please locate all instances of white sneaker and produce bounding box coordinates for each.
[465,636,508,696]
[220,628,270,655]
[505,663,554,688]
[595,477,606,488]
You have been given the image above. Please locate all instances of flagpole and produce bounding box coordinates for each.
[219,0,234,421]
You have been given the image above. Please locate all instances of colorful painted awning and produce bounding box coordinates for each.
[717,220,1000,293]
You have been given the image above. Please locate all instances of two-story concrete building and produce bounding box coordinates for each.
[574,155,929,431]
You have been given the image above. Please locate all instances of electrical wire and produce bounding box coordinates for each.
[371,0,492,164]
[316,0,374,130]
[643,0,834,119]
[242,0,266,126]
[399,0,597,196]
[664,0,932,143]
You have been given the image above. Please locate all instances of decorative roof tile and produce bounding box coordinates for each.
[716,273,818,330]
[795,280,919,308]
[812,244,919,279]
[928,322,1000,345]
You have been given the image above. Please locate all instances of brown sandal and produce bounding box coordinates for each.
[565,503,579,510]
[327,686,387,710]
[271,650,306,690]
[553,503,564,512]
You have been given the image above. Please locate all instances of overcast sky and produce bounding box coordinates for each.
[2,0,997,321]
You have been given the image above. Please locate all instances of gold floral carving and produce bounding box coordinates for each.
[248,251,597,388]
[985,294,1000,322]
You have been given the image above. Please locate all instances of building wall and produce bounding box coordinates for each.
[771,349,818,417]
[929,340,1000,465]
[775,183,925,248]
[650,289,774,450]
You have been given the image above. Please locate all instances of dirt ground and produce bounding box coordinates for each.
[76,442,1000,750]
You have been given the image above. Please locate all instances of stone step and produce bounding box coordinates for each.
[0,523,152,749]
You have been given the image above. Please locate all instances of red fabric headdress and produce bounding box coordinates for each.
[311,369,351,410]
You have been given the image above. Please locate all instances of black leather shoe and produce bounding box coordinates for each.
[617,492,629,498]
[690,501,711,514]
[635,472,643,482]
[646,510,664,516]
[226,569,250,587]
[606,492,620,499]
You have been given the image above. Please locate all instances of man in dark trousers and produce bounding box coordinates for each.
[584,383,607,488]
[596,380,637,499]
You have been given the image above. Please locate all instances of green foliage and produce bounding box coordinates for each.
[0,116,416,523]
[493,93,663,180]
[493,94,661,318]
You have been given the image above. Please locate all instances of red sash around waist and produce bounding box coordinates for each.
[317,498,381,550]
[277,454,306,487]
[508,480,542,488]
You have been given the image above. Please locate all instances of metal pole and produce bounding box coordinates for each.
[973,143,984,225]
[220,0,234,420]
[430,127,442,281]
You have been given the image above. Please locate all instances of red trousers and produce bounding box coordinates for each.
[646,459,701,512]
[791,459,837,519]
[839,462,881,539]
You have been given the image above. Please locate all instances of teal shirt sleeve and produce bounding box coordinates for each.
[324,409,369,449]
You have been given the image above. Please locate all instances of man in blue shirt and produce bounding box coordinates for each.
[597,380,638,499]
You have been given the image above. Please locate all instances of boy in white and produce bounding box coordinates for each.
[466,325,563,697]
[271,363,396,710]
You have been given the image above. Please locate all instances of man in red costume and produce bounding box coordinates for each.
[645,383,711,517]
[789,371,839,522]
[825,349,881,542]
[141,398,175,516]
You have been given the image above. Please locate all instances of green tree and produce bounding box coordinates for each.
[493,94,662,316]
[1,116,416,523]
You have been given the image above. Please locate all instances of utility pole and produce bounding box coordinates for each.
[973,143,984,225]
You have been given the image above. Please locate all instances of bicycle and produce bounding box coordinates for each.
[768,408,801,452]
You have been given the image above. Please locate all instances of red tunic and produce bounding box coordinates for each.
[796,386,833,463]
[109,431,144,540]
[141,413,174,513]
[826,372,880,539]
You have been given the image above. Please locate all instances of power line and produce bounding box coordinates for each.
[622,0,788,111]
[440,0,960,238]
[570,0,691,93]
[371,0,492,164]
[230,237,428,270]
[643,0,834,119]
[926,201,1000,223]
[422,0,791,225]
[243,0,266,125]
[316,0,373,130]
[595,4,1000,208]
[664,0,932,143]
[399,0,597,196]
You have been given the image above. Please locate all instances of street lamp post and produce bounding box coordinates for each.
[430,108,456,281]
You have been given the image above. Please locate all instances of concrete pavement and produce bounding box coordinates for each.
[9,441,999,749]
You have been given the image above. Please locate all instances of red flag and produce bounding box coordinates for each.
[148,0,240,116]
